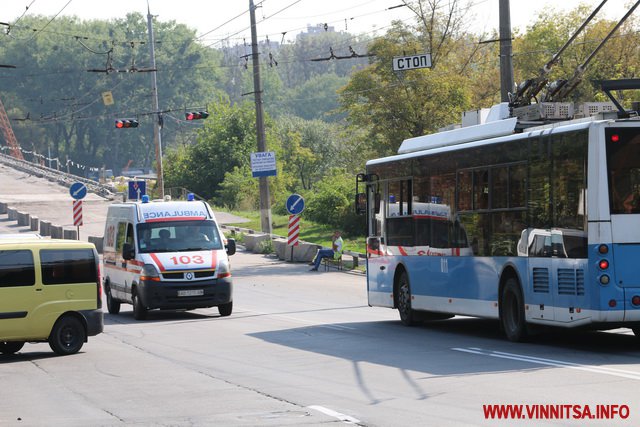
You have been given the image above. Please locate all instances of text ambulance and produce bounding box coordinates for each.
[102,195,236,320]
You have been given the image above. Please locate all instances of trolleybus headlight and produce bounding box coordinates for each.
[599,259,609,270]
[598,244,609,255]
[599,274,610,285]
[632,295,640,307]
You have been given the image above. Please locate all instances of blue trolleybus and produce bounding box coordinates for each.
[357,102,640,341]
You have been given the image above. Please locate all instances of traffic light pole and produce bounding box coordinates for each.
[147,4,164,198]
[250,0,273,235]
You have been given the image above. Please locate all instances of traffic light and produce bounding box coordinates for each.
[115,119,139,128]
[185,111,209,120]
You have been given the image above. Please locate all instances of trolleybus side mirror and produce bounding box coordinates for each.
[355,193,367,215]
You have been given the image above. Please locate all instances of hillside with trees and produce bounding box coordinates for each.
[1,1,639,235]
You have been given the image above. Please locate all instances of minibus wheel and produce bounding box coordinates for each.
[49,316,85,355]
[396,270,416,326]
[501,278,528,342]
[0,341,25,355]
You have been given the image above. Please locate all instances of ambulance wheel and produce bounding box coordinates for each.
[105,284,121,314]
[49,316,85,355]
[396,270,416,326]
[218,301,233,317]
[501,277,529,342]
[0,341,25,355]
[132,291,148,320]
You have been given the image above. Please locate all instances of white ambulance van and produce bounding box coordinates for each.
[102,195,236,320]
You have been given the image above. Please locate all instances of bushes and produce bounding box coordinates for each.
[304,169,365,237]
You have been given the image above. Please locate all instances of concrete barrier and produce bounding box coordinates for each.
[7,207,17,221]
[273,239,287,260]
[88,236,104,254]
[51,225,63,239]
[63,229,78,240]
[17,211,30,226]
[40,220,51,236]
[0,202,6,214]
[244,233,271,252]
[30,216,39,231]
[273,239,319,262]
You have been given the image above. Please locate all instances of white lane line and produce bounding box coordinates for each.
[307,405,361,424]
[452,347,640,380]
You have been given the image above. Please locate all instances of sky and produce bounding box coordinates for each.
[2,0,634,46]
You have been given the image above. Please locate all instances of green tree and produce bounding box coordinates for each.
[339,21,472,156]
[163,99,260,200]
[0,13,223,175]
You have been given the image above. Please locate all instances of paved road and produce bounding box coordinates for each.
[2,248,640,426]
[2,163,640,426]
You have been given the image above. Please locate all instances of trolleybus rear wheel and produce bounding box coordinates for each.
[501,277,528,342]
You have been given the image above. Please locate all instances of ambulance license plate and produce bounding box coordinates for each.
[178,289,204,297]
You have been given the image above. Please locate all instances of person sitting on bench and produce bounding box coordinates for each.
[309,230,343,271]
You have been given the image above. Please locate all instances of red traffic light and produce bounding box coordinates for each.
[185,111,209,121]
[115,119,139,128]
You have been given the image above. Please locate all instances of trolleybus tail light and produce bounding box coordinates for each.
[610,134,620,143]
[598,244,609,255]
[599,259,609,270]
[600,275,610,285]
[609,299,617,308]
[632,295,640,307]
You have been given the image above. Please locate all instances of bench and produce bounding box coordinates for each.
[323,256,343,271]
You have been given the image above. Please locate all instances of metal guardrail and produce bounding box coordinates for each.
[0,152,116,199]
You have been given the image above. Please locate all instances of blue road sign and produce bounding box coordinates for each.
[286,193,305,215]
[128,181,146,200]
[69,182,87,200]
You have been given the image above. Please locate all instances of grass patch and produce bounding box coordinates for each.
[220,209,366,254]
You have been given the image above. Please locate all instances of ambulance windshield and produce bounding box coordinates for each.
[137,220,223,253]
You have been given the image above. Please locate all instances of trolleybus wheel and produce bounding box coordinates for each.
[501,277,528,342]
[397,270,416,326]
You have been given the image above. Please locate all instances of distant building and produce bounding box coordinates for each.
[297,23,336,40]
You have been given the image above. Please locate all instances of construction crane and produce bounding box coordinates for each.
[509,0,607,109]
[0,96,24,160]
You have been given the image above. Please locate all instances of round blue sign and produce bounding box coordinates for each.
[286,194,305,215]
[70,182,87,200]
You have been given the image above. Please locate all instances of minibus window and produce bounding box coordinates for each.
[41,249,97,285]
[0,250,35,287]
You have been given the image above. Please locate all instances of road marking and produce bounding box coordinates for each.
[307,405,361,424]
[452,347,640,380]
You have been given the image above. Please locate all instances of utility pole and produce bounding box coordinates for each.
[147,3,164,198]
[499,0,514,102]
[250,0,273,234]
